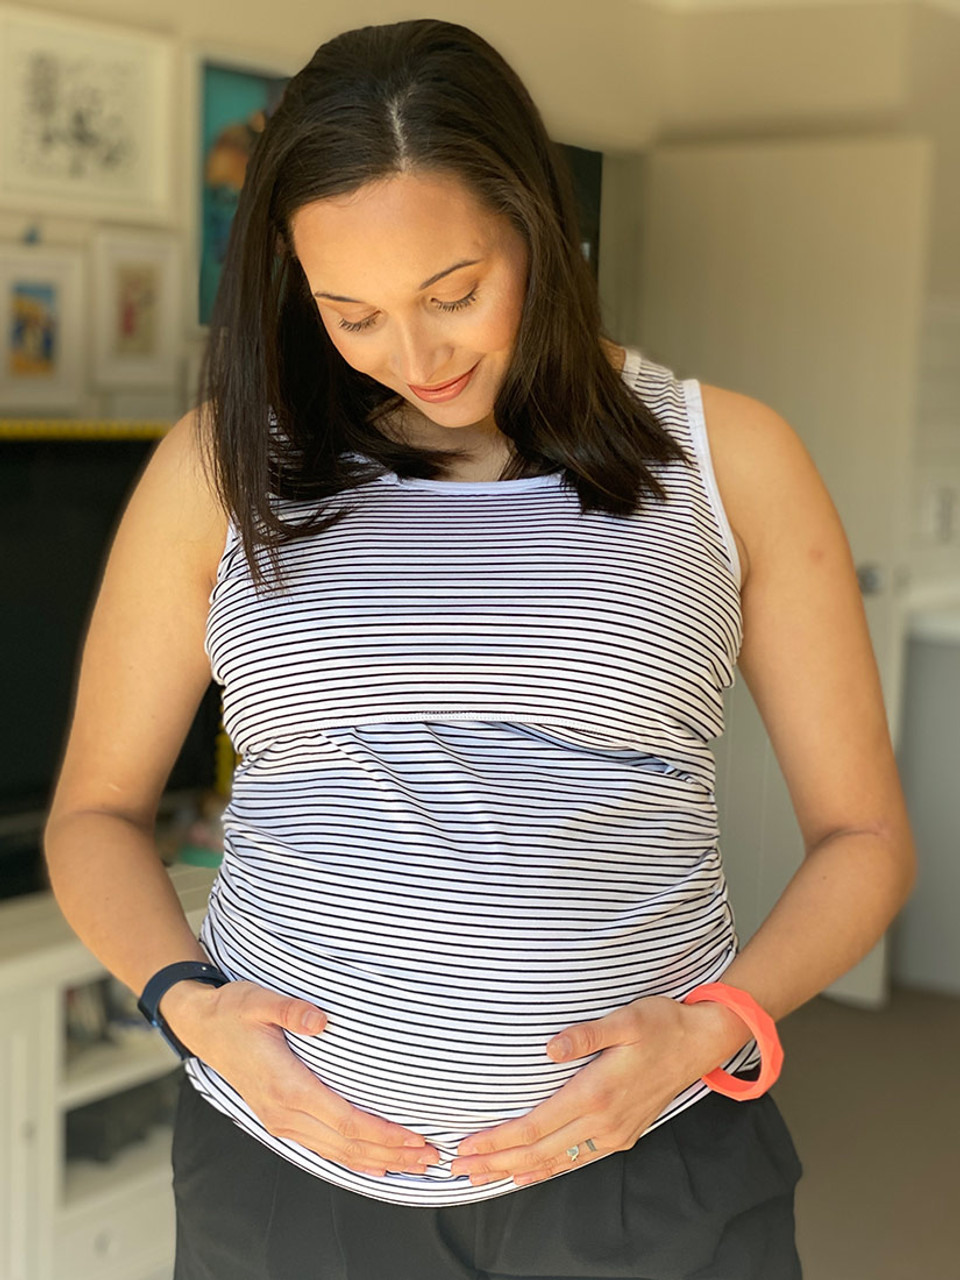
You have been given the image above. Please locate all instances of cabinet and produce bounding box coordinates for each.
[0,990,47,1280]
[892,596,960,995]
[0,864,218,1280]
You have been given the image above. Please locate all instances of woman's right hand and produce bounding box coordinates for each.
[160,978,441,1177]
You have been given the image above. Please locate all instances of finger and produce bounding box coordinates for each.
[256,1092,442,1172]
[269,1095,442,1170]
[478,1134,610,1188]
[260,1053,439,1161]
[280,1051,432,1150]
[226,985,440,1163]
[269,996,430,1150]
[296,1103,442,1166]
[282,1115,443,1173]
[509,1124,609,1186]
[454,1117,605,1184]
[455,1063,601,1158]
[320,1088,435,1152]
[547,1003,643,1062]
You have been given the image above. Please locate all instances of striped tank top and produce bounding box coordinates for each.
[185,345,761,1206]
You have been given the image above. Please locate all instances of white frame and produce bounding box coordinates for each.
[181,42,297,338]
[0,243,84,411]
[0,4,176,225]
[92,228,182,388]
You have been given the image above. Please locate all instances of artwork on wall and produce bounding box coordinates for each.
[0,242,84,411]
[92,229,181,388]
[186,47,292,330]
[0,4,176,224]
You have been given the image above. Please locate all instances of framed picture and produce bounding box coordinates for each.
[0,4,176,224]
[0,242,84,411]
[92,228,181,388]
[182,44,294,333]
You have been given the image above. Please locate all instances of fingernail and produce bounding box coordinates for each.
[403,1136,425,1147]
[302,1012,325,1033]
[551,1037,572,1059]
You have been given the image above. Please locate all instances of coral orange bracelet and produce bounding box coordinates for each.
[682,981,784,1100]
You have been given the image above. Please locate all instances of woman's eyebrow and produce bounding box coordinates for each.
[312,257,484,303]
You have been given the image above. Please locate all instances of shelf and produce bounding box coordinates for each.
[55,1132,177,1280]
[0,861,215,1280]
[60,1027,181,1109]
[61,1119,174,1212]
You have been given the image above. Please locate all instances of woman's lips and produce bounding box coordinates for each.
[408,361,479,402]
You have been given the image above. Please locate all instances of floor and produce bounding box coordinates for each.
[771,982,960,1280]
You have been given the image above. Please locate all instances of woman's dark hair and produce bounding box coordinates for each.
[196,17,691,593]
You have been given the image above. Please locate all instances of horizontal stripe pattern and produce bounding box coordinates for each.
[185,347,761,1206]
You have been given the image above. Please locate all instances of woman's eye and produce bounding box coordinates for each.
[338,313,379,333]
[436,287,479,314]
[337,288,479,333]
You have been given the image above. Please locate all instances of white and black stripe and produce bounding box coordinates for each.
[185,347,760,1206]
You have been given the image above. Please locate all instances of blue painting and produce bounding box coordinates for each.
[199,62,288,326]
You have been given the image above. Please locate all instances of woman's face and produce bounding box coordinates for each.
[289,170,529,441]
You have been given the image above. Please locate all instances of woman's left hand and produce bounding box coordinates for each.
[449,994,742,1187]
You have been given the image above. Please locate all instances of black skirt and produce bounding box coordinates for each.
[171,1071,803,1280]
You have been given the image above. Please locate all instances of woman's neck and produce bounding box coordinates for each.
[377,341,627,481]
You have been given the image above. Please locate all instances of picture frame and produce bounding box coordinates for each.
[0,3,176,225]
[182,43,294,334]
[92,228,182,388]
[0,242,84,412]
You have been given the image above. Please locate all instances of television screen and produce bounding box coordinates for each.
[0,435,221,900]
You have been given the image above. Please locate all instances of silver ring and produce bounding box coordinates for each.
[566,1138,597,1163]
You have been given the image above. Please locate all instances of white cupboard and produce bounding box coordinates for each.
[0,864,217,1280]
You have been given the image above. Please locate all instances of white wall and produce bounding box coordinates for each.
[4,0,959,584]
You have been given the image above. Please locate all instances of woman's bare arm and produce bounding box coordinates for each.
[680,383,918,1061]
[43,409,228,1014]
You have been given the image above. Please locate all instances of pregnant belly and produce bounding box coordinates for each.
[198,853,738,1157]
[197,905,696,1157]
[285,991,595,1155]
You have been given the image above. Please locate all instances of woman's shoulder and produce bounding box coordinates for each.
[600,336,627,375]
[697,382,827,593]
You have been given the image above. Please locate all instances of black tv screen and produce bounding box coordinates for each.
[0,435,221,900]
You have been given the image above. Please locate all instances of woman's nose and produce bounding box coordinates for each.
[392,326,453,389]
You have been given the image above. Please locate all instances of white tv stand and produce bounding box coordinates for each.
[0,863,218,1280]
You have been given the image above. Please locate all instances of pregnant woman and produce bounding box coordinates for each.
[44,17,916,1280]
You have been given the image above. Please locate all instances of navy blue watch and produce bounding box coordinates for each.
[137,960,230,1060]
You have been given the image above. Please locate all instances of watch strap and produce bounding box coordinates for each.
[137,960,230,1060]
